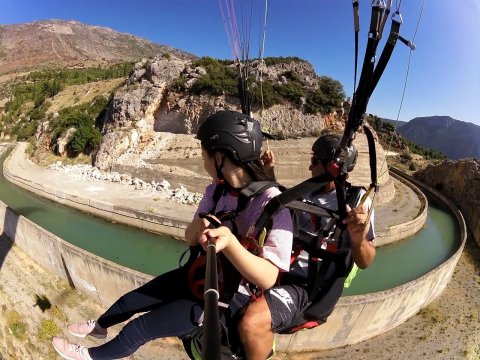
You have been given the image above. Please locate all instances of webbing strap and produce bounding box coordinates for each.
[305,185,363,302]
[239,180,278,199]
[370,14,402,97]
[352,3,383,119]
[191,180,280,310]
[353,0,360,92]
[363,125,378,192]
[286,200,338,220]
[253,172,334,234]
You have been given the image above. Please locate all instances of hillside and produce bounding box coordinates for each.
[0,19,445,176]
[380,117,406,128]
[397,116,480,160]
[0,19,195,74]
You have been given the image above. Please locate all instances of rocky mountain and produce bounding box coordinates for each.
[415,159,480,247]
[0,19,195,74]
[397,116,480,160]
[92,56,345,171]
[0,20,347,173]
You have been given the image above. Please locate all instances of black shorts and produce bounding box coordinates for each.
[263,284,309,332]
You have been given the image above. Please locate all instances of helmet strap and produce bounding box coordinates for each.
[215,153,226,181]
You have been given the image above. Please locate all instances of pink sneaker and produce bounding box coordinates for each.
[52,337,92,360]
[67,320,107,339]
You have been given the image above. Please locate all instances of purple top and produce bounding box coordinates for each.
[194,183,293,272]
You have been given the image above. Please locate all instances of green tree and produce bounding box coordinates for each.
[68,125,102,156]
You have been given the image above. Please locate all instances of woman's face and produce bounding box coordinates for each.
[201,147,217,180]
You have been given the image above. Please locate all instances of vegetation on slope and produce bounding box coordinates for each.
[0,62,133,155]
[171,56,345,115]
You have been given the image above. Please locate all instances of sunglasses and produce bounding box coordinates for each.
[310,156,323,167]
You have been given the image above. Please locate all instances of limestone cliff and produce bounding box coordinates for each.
[415,159,480,246]
[94,56,345,170]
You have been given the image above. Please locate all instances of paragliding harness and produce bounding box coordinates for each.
[276,182,366,333]
[181,180,281,359]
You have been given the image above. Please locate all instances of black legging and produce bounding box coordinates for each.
[89,267,203,359]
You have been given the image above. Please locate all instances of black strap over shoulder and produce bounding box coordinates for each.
[237,180,279,219]
[210,180,279,218]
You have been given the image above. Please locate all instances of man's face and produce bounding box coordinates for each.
[309,155,327,177]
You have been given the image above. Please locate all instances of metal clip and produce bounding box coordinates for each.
[392,10,403,24]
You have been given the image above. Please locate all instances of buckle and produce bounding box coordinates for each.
[319,237,338,253]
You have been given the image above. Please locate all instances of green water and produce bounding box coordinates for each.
[0,147,187,276]
[0,147,461,293]
[343,198,460,295]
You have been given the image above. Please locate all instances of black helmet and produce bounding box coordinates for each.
[197,110,262,163]
[311,134,358,172]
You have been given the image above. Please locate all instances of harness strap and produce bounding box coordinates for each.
[350,3,383,127]
[286,200,338,220]
[363,125,379,194]
[253,172,334,235]
[352,0,360,92]
[370,12,402,97]
[239,180,278,198]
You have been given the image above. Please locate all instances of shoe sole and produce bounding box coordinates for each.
[68,329,107,339]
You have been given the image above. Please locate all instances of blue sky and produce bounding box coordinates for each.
[2,0,479,126]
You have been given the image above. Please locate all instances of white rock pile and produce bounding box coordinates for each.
[47,162,203,205]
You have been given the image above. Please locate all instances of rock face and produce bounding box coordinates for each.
[55,127,77,156]
[94,56,345,170]
[415,159,480,246]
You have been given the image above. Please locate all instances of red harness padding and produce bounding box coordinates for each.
[188,254,225,300]
[187,232,265,302]
[288,321,320,333]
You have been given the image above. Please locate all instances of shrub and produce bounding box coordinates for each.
[304,90,328,114]
[400,153,413,162]
[14,120,39,141]
[303,77,345,115]
[250,82,282,108]
[173,75,187,91]
[6,310,28,340]
[384,122,396,132]
[276,81,305,106]
[281,70,302,83]
[174,57,345,115]
[68,125,102,156]
[189,58,237,96]
[37,319,60,340]
[50,95,108,155]
[263,56,305,66]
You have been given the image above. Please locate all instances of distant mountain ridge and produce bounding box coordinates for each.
[381,118,406,128]
[0,19,196,74]
[397,116,480,160]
